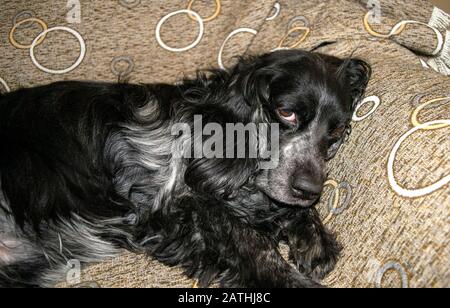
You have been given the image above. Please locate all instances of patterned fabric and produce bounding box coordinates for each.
[0,0,448,288]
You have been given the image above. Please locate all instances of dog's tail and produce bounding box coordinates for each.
[0,220,56,288]
[0,235,72,288]
[0,211,67,288]
[0,257,50,288]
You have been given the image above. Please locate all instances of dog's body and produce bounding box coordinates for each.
[0,50,370,288]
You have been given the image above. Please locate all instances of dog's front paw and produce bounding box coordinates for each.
[308,232,341,281]
[290,230,342,281]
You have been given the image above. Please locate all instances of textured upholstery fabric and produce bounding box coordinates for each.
[0,0,448,288]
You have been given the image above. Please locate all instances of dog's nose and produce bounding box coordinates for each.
[291,175,323,201]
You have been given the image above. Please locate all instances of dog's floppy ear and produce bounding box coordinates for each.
[184,156,257,201]
[339,58,372,110]
[229,56,275,122]
[182,58,273,200]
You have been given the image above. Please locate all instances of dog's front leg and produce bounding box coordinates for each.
[217,221,323,288]
[149,201,322,288]
[283,209,342,282]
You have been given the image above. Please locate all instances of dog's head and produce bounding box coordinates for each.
[233,50,371,207]
[184,50,371,207]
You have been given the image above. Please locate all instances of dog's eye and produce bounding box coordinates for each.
[330,126,346,139]
[277,108,297,124]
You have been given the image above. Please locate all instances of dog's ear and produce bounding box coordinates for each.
[339,58,372,110]
[180,59,270,201]
[184,157,257,200]
[229,56,274,123]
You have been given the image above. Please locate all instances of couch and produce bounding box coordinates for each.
[0,0,448,288]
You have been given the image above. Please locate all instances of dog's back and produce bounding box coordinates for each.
[0,81,152,287]
[0,82,138,224]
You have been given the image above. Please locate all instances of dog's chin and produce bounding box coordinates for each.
[262,191,319,208]
[255,182,316,208]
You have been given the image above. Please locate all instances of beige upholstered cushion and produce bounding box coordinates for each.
[0,0,448,288]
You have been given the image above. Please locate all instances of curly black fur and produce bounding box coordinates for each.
[0,50,371,288]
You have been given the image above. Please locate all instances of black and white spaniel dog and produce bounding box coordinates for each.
[0,50,370,288]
